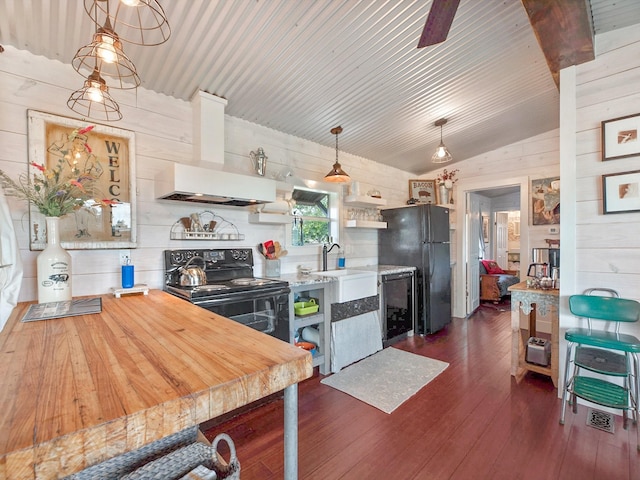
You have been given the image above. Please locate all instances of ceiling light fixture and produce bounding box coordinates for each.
[432,118,453,164]
[67,66,123,121]
[324,126,351,183]
[84,0,171,47]
[71,17,141,89]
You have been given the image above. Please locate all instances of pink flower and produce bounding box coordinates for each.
[77,125,95,135]
[69,179,86,191]
[437,168,459,185]
[30,162,46,172]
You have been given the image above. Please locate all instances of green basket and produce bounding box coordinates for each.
[294,299,319,316]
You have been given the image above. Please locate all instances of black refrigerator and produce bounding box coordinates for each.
[378,204,451,335]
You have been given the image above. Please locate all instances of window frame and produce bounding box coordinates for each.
[286,184,341,253]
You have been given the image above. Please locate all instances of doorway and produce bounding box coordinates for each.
[459,182,528,318]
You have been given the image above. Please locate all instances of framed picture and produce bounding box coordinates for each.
[28,110,137,250]
[408,179,436,204]
[482,215,489,243]
[602,170,640,214]
[531,176,560,225]
[602,113,640,161]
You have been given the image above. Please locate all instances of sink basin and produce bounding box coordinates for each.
[312,269,377,303]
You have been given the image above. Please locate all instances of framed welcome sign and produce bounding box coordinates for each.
[27,110,137,250]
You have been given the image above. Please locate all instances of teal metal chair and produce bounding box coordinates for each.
[560,288,640,446]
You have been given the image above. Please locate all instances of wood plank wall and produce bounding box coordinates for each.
[573,24,640,303]
[0,46,413,302]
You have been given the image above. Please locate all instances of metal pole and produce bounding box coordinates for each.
[284,383,298,479]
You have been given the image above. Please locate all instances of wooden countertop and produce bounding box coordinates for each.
[0,290,312,479]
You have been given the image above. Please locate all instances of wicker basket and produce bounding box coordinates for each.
[64,427,198,480]
[64,428,240,480]
[120,442,217,480]
[210,433,241,480]
[121,433,240,480]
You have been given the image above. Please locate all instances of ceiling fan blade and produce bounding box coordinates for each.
[417,0,461,48]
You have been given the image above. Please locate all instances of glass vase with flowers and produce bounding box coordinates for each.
[0,126,103,303]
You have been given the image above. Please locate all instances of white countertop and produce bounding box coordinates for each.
[278,265,415,287]
[279,272,336,288]
[350,264,416,275]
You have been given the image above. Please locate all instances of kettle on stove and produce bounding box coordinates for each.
[527,262,548,278]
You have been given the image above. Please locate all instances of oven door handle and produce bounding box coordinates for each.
[193,286,291,306]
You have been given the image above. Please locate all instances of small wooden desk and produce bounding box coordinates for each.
[508,281,560,387]
[0,291,312,479]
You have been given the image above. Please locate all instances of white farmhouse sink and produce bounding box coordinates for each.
[312,269,378,303]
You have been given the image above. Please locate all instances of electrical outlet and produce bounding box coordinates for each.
[119,249,131,265]
[548,227,559,234]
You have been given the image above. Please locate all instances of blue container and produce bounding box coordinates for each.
[121,264,134,289]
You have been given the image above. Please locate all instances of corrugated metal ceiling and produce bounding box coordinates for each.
[1,0,639,175]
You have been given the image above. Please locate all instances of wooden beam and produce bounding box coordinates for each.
[521,0,595,87]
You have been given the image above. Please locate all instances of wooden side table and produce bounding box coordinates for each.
[509,281,560,387]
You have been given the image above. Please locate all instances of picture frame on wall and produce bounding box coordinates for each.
[531,176,560,225]
[602,113,640,161]
[482,215,489,243]
[27,110,137,250]
[602,170,640,214]
[408,179,436,204]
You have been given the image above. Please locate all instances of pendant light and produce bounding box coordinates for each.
[432,118,453,164]
[71,15,140,90]
[324,126,351,183]
[67,66,123,121]
[84,0,171,47]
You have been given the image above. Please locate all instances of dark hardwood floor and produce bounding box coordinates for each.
[203,305,640,479]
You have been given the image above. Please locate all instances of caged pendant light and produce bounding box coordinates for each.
[84,0,171,47]
[432,118,453,164]
[324,126,351,183]
[67,66,123,122]
[71,15,141,90]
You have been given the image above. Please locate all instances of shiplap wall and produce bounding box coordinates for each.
[572,25,640,302]
[555,24,640,405]
[0,46,413,302]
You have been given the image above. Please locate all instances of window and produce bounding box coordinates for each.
[289,186,339,247]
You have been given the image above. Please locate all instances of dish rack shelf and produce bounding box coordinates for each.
[170,210,245,241]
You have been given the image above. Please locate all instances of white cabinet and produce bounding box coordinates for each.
[289,281,331,374]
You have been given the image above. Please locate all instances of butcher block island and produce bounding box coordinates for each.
[0,290,312,479]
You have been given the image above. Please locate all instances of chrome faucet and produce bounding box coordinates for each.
[322,243,341,271]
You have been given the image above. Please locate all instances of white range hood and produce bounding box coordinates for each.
[155,163,276,207]
[155,91,276,207]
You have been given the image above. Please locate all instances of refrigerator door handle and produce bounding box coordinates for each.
[428,243,435,278]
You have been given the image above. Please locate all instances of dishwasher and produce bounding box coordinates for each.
[380,270,416,346]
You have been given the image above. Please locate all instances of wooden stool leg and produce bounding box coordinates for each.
[529,305,537,338]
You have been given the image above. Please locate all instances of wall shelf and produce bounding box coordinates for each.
[170,210,244,240]
[248,212,292,224]
[290,283,331,374]
[344,195,387,208]
[344,220,387,229]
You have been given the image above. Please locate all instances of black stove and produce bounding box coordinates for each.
[164,248,288,299]
[163,248,291,342]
